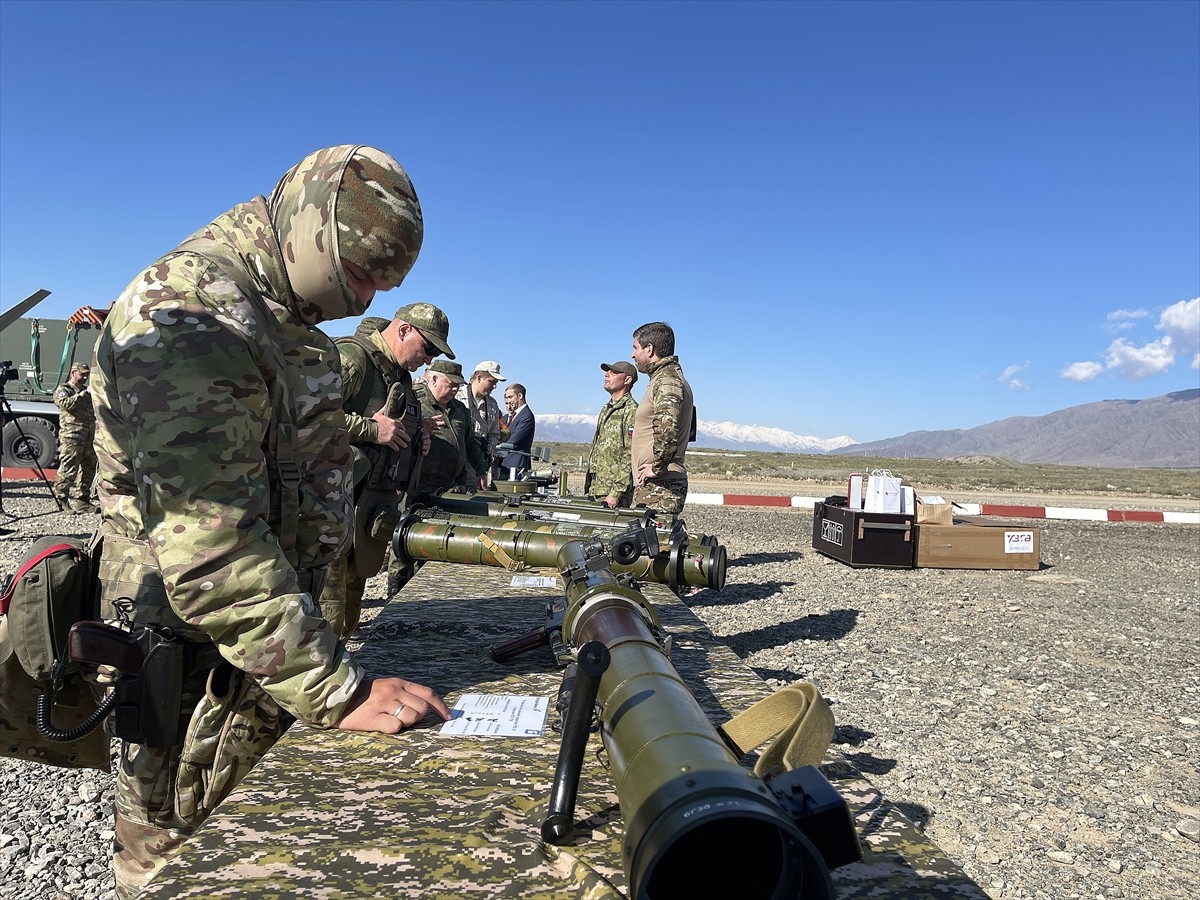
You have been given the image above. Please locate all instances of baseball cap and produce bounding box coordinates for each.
[473,360,506,381]
[395,302,455,359]
[427,359,465,385]
[601,360,637,383]
[70,362,90,374]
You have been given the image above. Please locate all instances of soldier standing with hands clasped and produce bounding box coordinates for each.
[52,361,98,513]
[91,145,450,897]
[584,360,638,508]
[630,321,694,516]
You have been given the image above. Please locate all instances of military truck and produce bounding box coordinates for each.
[1,290,105,468]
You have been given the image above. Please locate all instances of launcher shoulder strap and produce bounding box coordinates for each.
[718,681,834,776]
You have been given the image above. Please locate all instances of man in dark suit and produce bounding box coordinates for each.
[499,383,535,479]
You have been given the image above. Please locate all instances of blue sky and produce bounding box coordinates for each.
[1,0,1197,443]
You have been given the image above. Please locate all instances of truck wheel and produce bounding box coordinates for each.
[2,417,58,468]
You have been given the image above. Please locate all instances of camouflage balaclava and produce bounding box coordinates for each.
[267,144,423,324]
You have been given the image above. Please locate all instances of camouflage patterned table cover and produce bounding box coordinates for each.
[140,563,987,899]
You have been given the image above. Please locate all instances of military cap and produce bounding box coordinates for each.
[473,360,506,381]
[427,359,465,385]
[601,360,637,383]
[394,302,454,360]
[70,362,90,374]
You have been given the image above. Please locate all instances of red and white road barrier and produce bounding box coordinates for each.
[6,470,1196,525]
[685,492,1200,525]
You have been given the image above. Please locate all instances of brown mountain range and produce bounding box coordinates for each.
[829,389,1199,468]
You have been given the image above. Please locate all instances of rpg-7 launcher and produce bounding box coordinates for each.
[492,530,861,899]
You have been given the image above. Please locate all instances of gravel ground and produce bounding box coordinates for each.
[2,479,1198,899]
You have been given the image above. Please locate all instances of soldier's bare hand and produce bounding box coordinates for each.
[635,463,656,485]
[372,411,412,449]
[335,676,450,734]
[604,495,619,509]
[422,414,444,433]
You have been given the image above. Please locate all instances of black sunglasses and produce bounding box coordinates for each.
[411,325,439,357]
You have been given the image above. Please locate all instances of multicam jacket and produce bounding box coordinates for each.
[52,381,95,441]
[631,354,693,482]
[585,393,637,501]
[91,146,420,728]
[412,381,488,494]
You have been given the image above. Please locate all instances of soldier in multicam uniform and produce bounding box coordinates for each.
[91,145,451,898]
[52,361,98,513]
[456,360,505,488]
[583,360,639,509]
[630,321,694,516]
[319,303,453,638]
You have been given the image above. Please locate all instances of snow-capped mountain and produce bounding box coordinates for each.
[535,414,856,454]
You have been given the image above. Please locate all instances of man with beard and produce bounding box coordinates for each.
[630,321,694,516]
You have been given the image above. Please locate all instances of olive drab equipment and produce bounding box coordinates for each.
[336,327,424,577]
[0,534,111,770]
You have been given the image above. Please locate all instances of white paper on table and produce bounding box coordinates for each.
[439,694,550,737]
[510,575,559,588]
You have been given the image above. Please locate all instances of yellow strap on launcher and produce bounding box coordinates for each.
[719,681,835,776]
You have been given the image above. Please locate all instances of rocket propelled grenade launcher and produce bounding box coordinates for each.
[426,489,722,549]
[392,507,726,592]
[495,534,860,900]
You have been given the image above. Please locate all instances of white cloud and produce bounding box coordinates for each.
[1073,298,1200,381]
[1104,337,1175,378]
[1104,308,1149,333]
[1061,361,1103,382]
[1157,297,1199,361]
[999,362,1030,389]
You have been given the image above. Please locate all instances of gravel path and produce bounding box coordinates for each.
[2,480,1197,899]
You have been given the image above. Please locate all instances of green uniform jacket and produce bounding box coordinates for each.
[337,330,420,493]
[52,381,96,441]
[412,382,488,494]
[586,393,637,501]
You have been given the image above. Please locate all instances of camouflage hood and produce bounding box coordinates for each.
[267,145,423,324]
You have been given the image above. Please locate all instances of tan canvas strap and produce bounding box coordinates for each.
[478,533,523,571]
[718,681,834,776]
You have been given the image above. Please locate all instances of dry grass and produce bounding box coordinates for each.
[538,442,1200,499]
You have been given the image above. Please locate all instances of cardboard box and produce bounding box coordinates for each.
[812,503,915,569]
[915,521,1041,570]
[916,495,953,526]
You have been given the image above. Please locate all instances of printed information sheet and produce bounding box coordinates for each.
[509,574,559,588]
[440,693,550,737]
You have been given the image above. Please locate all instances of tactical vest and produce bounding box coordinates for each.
[335,332,421,494]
